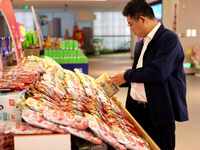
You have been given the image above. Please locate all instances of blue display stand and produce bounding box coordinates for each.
[60,63,88,74]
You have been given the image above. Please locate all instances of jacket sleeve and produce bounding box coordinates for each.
[120,82,129,87]
[124,33,184,83]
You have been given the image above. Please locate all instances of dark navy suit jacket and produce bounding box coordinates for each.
[124,24,189,127]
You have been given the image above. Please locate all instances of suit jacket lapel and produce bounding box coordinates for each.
[132,40,143,69]
[142,24,165,65]
[132,24,165,69]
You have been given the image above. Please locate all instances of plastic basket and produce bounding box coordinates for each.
[23,48,40,57]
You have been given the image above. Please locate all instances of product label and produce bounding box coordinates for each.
[11,114,15,120]
[96,72,119,97]
[9,99,15,106]
[3,112,7,121]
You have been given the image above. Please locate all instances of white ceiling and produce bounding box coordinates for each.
[12,0,159,11]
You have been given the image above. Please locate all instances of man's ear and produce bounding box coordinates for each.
[139,16,146,23]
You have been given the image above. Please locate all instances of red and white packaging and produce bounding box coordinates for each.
[59,125,103,145]
[22,109,66,134]
[85,113,126,150]
[25,97,53,113]
[2,121,53,134]
[0,133,14,150]
[42,109,88,130]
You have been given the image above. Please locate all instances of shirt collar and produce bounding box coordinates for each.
[146,22,161,40]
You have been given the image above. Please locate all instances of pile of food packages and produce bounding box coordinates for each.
[0,56,151,150]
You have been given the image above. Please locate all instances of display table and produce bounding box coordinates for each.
[13,97,160,150]
[14,134,71,150]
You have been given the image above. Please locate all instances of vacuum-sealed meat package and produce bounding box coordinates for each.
[1,121,53,134]
[22,109,66,133]
[59,125,103,145]
[42,109,88,130]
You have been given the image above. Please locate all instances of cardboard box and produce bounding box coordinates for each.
[112,96,160,150]
[23,48,40,57]
[14,134,71,150]
[0,91,25,122]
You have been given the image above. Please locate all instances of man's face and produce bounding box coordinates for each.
[127,15,145,38]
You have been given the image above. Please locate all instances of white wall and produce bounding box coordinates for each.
[163,0,200,51]
[36,11,93,37]
[177,0,200,50]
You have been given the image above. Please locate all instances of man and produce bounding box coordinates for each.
[108,0,189,149]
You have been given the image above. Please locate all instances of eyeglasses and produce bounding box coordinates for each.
[128,22,133,27]
[127,16,140,27]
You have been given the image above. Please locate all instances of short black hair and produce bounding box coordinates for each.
[123,0,155,20]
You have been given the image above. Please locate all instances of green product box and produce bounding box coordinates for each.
[83,56,88,63]
[68,50,73,57]
[72,50,76,57]
[76,57,81,64]
[33,31,38,45]
[73,40,78,50]
[78,50,83,57]
[64,50,68,57]
[51,50,55,59]
[61,50,65,57]
[57,50,61,58]
[68,57,72,64]
[47,50,52,57]
[74,56,78,64]
[64,57,69,64]
[52,50,56,58]
[45,50,51,57]
[65,40,69,50]
[60,41,65,49]
[59,57,63,64]
[56,58,61,64]
[79,57,83,63]
[44,50,48,56]
[53,57,58,63]
[69,40,73,50]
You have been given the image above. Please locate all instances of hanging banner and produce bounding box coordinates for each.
[0,0,23,68]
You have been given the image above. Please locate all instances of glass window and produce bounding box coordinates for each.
[93,11,131,50]
[15,11,35,33]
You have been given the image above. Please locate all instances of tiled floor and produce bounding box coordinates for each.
[88,53,200,150]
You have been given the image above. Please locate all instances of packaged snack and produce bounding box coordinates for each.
[22,109,66,133]
[2,121,53,134]
[85,113,126,150]
[43,109,88,130]
[25,97,53,113]
[59,125,103,145]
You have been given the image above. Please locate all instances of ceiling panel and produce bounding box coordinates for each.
[12,0,160,11]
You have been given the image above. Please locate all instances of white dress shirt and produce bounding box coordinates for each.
[130,22,161,103]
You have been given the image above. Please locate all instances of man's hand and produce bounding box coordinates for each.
[108,70,126,86]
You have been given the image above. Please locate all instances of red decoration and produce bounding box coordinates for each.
[73,24,84,49]
[0,0,23,63]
